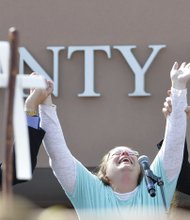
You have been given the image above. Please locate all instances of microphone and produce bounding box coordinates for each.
[138,155,156,197]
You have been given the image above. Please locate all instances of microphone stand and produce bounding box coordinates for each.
[146,171,167,212]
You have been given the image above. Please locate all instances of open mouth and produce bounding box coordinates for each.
[119,157,133,165]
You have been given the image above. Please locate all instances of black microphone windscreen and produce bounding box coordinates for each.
[138,155,149,165]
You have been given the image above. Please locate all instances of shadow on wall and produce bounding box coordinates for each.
[13,168,73,208]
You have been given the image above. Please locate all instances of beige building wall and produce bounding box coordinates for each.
[0,0,190,170]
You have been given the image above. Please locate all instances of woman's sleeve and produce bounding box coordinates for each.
[158,88,187,182]
[39,104,77,194]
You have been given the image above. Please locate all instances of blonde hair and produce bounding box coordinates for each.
[96,152,110,185]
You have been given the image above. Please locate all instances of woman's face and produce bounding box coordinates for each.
[105,146,141,184]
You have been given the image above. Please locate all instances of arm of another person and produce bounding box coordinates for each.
[0,72,51,186]
[12,125,45,185]
[11,80,50,185]
[0,117,45,186]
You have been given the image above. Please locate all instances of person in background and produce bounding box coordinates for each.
[0,73,52,185]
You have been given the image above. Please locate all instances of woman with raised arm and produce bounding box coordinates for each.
[31,62,190,219]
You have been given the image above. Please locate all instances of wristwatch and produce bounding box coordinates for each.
[25,110,38,116]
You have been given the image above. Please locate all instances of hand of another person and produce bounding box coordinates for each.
[170,62,190,89]
[162,90,190,118]
[24,72,53,112]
